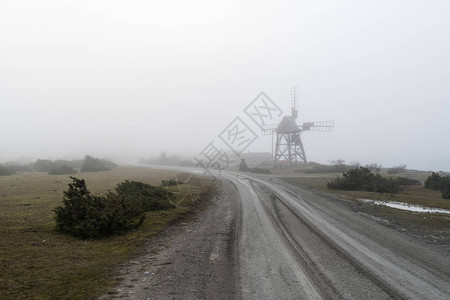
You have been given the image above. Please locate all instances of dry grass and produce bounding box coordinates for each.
[281,174,450,233]
[282,174,450,210]
[0,166,214,299]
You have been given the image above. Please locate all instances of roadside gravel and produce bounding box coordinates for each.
[98,181,238,300]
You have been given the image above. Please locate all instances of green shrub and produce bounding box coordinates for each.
[54,177,173,238]
[442,188,450,199]
[424,173,450,199]
[327,167,400,194]
[424,172,443,190]
[425,172,450,191]
[440,177,450,199]
[115,180,174,211]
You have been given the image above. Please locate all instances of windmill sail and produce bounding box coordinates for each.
[300,121,334,132]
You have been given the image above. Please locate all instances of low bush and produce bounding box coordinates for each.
[34,159,56,172]
[0,166,13,176]
[80,155,117,172]
[327,167,400,194]
[442,188,450,199]
[49,165,77,175]
[304,163,350,174]
[239,159,250,171]
[3,163,34,173]
[424,173,450,199]
[250,167,271,174]
[161,178,178,187]
[396,177,421,186]
[425,172,445,190]
[387,164,407,174]
[115,180,174,211]
[54,177,173,238]
[239,159,270,174]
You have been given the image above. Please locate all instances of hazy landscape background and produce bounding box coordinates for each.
[1,0,449,171]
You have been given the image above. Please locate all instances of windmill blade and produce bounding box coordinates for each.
[261,124,278,136]
[291,87,299,119]
[300,121,334,132]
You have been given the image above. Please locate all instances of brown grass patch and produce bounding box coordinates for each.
[0,166,215,299]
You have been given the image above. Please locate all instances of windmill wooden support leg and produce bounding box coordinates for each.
[273,132,307,166]
[296,137,307,164]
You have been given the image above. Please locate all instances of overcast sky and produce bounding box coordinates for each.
[1,0,449,171]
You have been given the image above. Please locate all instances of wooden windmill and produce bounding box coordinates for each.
[262,87,334,166]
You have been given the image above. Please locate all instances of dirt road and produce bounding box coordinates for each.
[99,180,238,300]
[101,170,450,299]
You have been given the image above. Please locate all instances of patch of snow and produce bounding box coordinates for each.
[358,199,450,214]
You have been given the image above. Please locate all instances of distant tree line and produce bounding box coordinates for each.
[0,155,117,176]
[139,152,195,167]
[296,161,410,175]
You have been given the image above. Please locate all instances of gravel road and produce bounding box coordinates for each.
[100,170,450,299]
[99,180,238,300]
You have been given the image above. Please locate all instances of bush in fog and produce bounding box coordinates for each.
[327,167,400,194]
[424,172,444,190]
[34,159,57,172]
[0,166,13,176]
[49,165,77,175]
[304,163,350,174]
[387,164,407,174]
[161,178,178,187]
[54,177,173,238]
[33,159,84,172]
[1,162,34,173]
[442,186,450,199]
[239,159,271,174]
[396,176,421,186]
[250,167,271,174]
[139,152,195,167]
[239,159,250,171]
[80,155,117,172]
[425,173,450,199]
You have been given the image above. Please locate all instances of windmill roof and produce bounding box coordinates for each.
[277,116,300,133]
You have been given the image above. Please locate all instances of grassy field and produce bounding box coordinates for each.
[0,166,215,299]
[281,172,450,210]
[280,173,450,233]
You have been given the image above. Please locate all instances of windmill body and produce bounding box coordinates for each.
[274,116,306,165]
[264,87,333,166]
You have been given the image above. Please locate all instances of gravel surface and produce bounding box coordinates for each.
[99,170,450,299]
[98,181,238,300]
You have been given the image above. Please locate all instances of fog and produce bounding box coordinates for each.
[1,0,449,171]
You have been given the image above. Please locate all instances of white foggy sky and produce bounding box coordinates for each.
[1,0,449,171]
